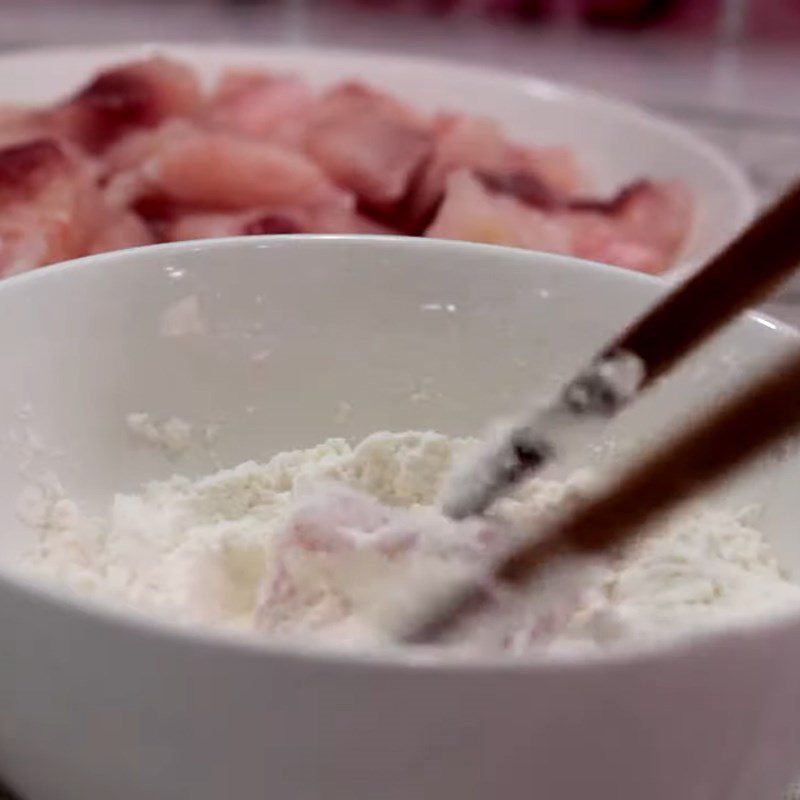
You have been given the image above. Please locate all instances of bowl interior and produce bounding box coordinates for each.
[0,236,799,591]
[0,43,755,272]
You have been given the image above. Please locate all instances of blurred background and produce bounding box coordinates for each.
[1,0,800,288]
[3,1,798,197]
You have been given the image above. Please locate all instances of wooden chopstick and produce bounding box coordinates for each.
[606,179,800,386]
[443,180,800,520]
[405,347,800,644]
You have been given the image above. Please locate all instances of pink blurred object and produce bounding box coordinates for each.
[749,0,800,39]
[346,0,800,38]
[349,0,720,28]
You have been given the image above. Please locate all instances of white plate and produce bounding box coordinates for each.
[0,42,757,274]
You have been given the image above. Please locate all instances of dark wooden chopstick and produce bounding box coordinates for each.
[406,347,800,644]
[606,179,800,386]
[444,179,800,520]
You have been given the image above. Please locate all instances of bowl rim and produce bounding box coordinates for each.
[0,40,759,273]
[2,233,798,675]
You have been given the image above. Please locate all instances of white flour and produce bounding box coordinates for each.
[23,430,800,655]
[125,412,193,454]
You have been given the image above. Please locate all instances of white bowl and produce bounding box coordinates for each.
[0,42,756,276]
[1,236,800,800]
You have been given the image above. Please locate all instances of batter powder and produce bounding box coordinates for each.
[23,431,800,655]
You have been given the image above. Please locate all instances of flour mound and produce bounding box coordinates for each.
[24,431,800,655]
